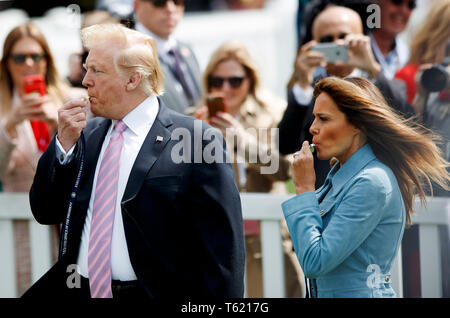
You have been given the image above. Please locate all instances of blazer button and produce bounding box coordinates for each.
[385,276,390,282]
[320,209,324,215]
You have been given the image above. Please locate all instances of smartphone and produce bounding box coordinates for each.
[24,75,46,96]
[310,43,349,63]
[206,94,226,118]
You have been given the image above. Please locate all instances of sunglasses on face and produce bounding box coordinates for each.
[10,53,45,64]
[389,0,416,10]
[147,0,185,7]
[318,33,348,43]
[209,76,246,89]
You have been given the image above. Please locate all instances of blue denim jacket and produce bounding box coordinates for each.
[282,144,405,297]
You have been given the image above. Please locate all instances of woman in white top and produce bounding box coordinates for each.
[0,22,86,295]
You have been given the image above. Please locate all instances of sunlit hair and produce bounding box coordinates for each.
[0,22,69,115]
[81,23,164,96]
[408,0,450,65]
[203,40,267,107]
[313,76,450,226]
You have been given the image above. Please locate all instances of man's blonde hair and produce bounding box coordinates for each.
[81,23,164,96]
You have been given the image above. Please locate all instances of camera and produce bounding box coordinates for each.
[310,43,349,63]
[421,56,450,92]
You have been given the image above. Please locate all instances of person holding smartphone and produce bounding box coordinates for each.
[278,5,414,189]
[191,41,305,298]
[0,22,86,295]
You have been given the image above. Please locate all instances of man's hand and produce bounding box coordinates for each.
[3,93,52,138]
[57,99,88,152]
[295,40,326,88]
[343,34,381,78]
[193,105,208,122]
[210,111,248,147]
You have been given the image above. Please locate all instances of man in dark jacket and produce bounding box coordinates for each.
[24,23,245,299]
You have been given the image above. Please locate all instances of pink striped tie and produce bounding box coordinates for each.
[88,120,127,298]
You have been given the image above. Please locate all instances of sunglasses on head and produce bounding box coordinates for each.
[147,0,185,7]
[10,53,45,64]
[318,33,348,43]
[209,76,246,89]
[390,0,416,10]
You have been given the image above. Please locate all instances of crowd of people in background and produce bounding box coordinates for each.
[1,0,449,298]
[0,22,86,295]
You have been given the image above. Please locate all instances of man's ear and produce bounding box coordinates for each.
[126,72,142,91]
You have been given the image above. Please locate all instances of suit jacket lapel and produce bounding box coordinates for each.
[122,102,173,204]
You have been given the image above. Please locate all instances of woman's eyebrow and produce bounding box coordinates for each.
[313,112,330,117]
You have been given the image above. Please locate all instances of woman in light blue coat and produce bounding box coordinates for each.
[283,77,450,298]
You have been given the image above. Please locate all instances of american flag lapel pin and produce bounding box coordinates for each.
[156,136,163,142]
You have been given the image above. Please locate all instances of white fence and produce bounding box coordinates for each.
[0,192,449,298]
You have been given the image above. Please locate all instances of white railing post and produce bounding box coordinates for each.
[419,224,442,297]
[0,193,53,298]
[29,221,52,284]
[241,193,290,298]
[0,219,17,297]
[260,220,285,297]
[390,247,403,298]
[412,196,450,298]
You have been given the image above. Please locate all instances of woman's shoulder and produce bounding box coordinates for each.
[356,159,398,194]
[255,89,287,120]
[258,89,286,109]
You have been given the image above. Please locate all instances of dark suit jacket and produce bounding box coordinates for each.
[278,72,415,187]
[25,100,245,299]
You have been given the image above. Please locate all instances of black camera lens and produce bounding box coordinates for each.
[421,64,450,92]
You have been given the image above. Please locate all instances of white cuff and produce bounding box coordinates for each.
[55,136,76,165]
[292,83,314,106]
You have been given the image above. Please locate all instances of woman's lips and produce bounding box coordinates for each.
[312,143,319,151]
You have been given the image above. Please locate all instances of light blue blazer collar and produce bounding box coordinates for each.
[317,144,377,209]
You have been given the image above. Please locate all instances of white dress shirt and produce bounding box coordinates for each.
[370,32,409,80]
[56,96,159,280]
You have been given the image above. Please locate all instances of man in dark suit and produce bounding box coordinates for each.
[24,24,245,299]
[134,0,202,114]
[278,5,414,188]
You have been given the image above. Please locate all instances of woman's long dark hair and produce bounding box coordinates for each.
[313,76,450,225]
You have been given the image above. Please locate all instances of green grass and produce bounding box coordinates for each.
[285,178,296,194]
